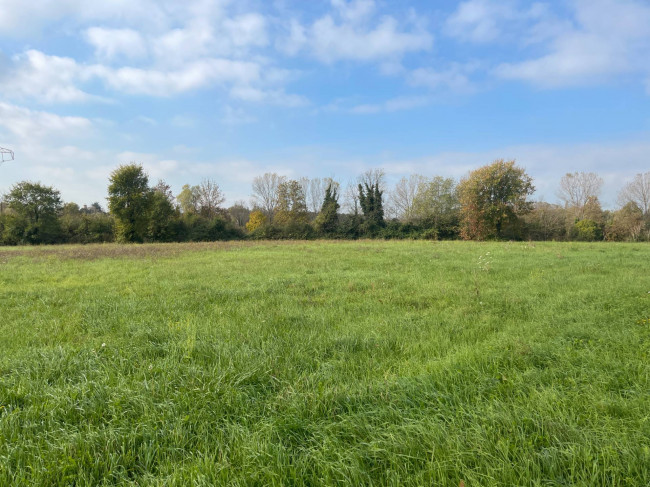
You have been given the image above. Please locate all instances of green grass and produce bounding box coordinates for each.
[0,240,649,486]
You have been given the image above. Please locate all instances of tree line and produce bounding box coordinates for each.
[1,160,649,245]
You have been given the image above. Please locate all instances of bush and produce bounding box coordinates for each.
[573,219,603,241]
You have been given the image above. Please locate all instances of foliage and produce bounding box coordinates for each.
[358,182,385,232]
[2,181,63,244]
[181,214,243,241]
[252,173,286,218]
[228,202,250,227]
[147,190,178,242]
[618,172,650,216]
[523,202,567,241]
[194,179,226,218]
[314,183,340,235]
[458,159,534,240]
[605,202,645,241]
[176,184,200,214]
[107,164,153,243]
[411,176,460,239]
[273,180,309,226]
[573,219,603,241]
[246,210,268,232]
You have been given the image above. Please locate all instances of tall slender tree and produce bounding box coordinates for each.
[358,182,385,229]
[314,183,340,235]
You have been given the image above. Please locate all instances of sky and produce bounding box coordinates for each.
[0,0,649,209]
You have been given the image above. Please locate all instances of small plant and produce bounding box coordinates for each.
[477,251,492,272]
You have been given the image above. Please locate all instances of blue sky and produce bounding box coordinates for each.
[0,0,649,208]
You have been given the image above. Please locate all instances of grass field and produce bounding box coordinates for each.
[0,241,649,486]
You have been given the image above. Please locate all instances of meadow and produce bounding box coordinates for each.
[0,240,648,486]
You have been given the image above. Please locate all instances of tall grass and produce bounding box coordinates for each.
[1,241,648,485]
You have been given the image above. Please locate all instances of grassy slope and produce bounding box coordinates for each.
[0,241,648,486]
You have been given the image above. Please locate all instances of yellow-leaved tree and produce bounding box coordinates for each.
[245,210,267,232]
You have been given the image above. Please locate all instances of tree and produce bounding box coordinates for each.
[2,181,63,244]
[246,210,267,232]
[606,202,644,241]
[358,181,385,230]
[573,219,603,241]
[359,169,386,192]
[90,202,104,213]
[107,163,153,243]
[228,201,250,227]
[314,183,340,235]
[557,172,603,219]
[148,188,178,242]
[177,184,200,214]
[582,196,604,224]
[274,180,309,225]
[524,202,566,241]
[618,172,650,216]
[458,159,535,240]
[390,175,425,222]
[252,173,286,218]
[342,180,360,215]
[153,180,174,203]
[195,179,226,218]
[411,176,460,237]
[60,202,83,242]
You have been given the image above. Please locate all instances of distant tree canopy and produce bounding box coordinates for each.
[2,181,63,244]
[107,163,153,243]
[274,180,309,226]
[2,159,649,246]
[458,160,534,240]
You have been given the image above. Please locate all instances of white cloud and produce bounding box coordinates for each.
[0,1,305,105]
[446,0,518,43]
[99,59,261,96]
[0,0,200,37]
[0,50,95,103]
[445,0,559,44]
[0,101,92,140]
[280,2,432,63]
[331,0,376,24]
[495,0,650,87]
[222,14,268,48]
[0,49,306,103]
[85,27,147,60]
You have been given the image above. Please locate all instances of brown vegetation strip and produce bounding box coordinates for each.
[0,241,269,262]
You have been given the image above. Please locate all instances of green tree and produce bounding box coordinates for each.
[107,163,153,243]
[2,181,63,244]
[314,183,340,235]
[573,219,603,241]
[60,202,83,242]
[358,182,384,231]
[176,184,200,214]
[458,159,534,240]
[148,182,178,242]
[411,176,460,238]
